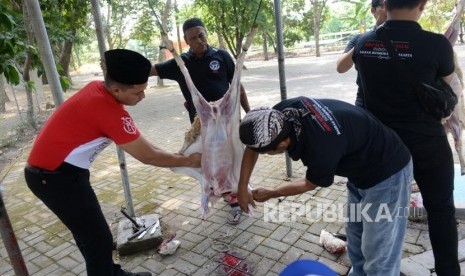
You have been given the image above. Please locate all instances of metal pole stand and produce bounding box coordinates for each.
[116,211,163,256]
[0,183,29,275]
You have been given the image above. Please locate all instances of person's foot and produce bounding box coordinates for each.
[227,206,242,225]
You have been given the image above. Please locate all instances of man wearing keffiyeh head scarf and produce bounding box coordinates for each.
[237,96,413,276]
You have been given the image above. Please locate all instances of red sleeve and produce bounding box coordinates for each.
[98,105,141,145]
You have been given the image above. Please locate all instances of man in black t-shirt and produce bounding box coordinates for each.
[150,18,250,123]
[352,1,460,275]
[237,97,413,276]
[336,0,387,107]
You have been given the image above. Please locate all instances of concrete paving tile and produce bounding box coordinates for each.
[253,257,275,276]
[70,262,86,275]
[319,256,351,275]
[401,258,431,276]
[140,258,166,273]
[54,256,80,269]
[231,230,254,248]
[404,227,421,244]
[280,246,305,264]
[403,242,426,255]
[47,266,69,276]
[320,249,340,261]
[30,253,54,268]
[415,230,432,251]
[270,225,291,241]
[271,261,287,274]
[181,232,207,244]
[33,263,61,276]
[247,225,274,237]
[242,234,265,252]
[171,258,199,275]
[262,237,291,253]
[156,267,178,276]
[253,219,280,231]
[191,239,213,255]
[294,239,324,255]
[301,232,320,244]
[336,251,352,268]
[459,239,465,261]
[281,228,305,246]
[308,222,329,236]
[409,250,435,271]
[180,251,210,267]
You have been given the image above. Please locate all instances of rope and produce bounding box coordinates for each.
[201,221,239,252]
[146,0,167,34]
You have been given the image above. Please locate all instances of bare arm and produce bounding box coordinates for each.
[237,147,259,213]
[118,135,201,168]
[442,72,454,84]
[252,178,318,202]
[150,65,159,77]
[336,48,355,73]
[239,83,250,113]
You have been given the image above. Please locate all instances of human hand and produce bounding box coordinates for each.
[188,153,201,168]
[252,187,276,202]
[238,188,255,213]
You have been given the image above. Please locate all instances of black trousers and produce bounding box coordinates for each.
[24,164,122,276]
[396,130,460,276]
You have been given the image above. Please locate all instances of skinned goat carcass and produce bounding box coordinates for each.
[443,60,465,175]
[443,0,465,175]
[165,28,257,218]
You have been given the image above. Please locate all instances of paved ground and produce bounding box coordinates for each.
[1,47,465,276]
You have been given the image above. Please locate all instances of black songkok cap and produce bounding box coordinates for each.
[182,18,205,33]
[239,107,291,153]
[105,49,151,85]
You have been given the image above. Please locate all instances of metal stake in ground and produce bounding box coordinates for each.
[0,183,29,276]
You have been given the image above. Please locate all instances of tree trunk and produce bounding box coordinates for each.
[21,0,38,129]
[0,75,8,113]
[313,3,321,57]
[157,0,172,87]
[174,0,183,54]
[74,47,82,68]
[266,32,277,53]
[217,30,226,50]
[262,32,269,61]
[58,29,76,79]
[105,4,114,50]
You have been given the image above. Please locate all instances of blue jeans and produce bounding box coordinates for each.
[346,159,413,276]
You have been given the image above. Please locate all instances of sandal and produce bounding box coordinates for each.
[227,207,242,225]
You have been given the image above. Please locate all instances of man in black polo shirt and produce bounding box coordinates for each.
[150,17,250,123]
[237,97,413,276]
[336,0,387,107]
[352,0,459,275]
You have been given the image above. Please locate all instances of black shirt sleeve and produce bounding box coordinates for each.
[344,34,361,53]
[435,35,455,77]
[154,58,182,81]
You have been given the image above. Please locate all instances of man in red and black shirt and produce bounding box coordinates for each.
[25,49,201,276]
